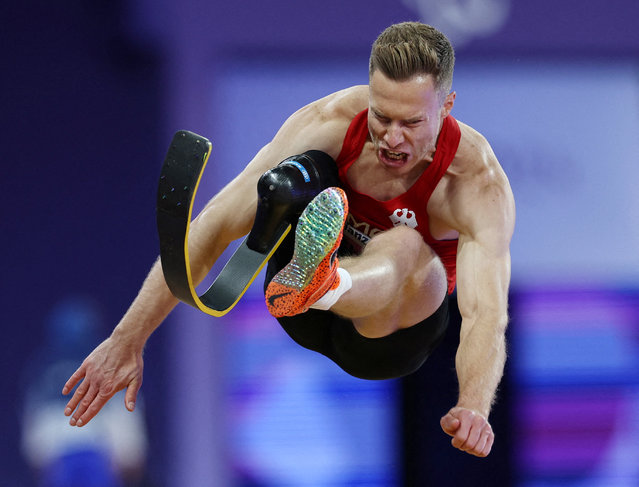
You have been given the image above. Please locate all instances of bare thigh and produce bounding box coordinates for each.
[336,226,448,338]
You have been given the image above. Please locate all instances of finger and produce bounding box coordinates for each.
[482,430,495,457]
[125,377,142,411]
[76,389,115,427]
[69,384,99,426]
[64,376,91,417]
[451,413,473,449]
[440,413,461,436]
[466,423,494,457]
[460,416,484,452]
[62,366,86,396]
[469,429,490,457]
[75,376,123,426]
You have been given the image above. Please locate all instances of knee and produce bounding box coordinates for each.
[366,226,430,260]
[366,226,445,284]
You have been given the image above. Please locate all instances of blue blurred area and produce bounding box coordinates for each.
[19,296,149,487]
[3,0,638,485]
[512,288,639,486]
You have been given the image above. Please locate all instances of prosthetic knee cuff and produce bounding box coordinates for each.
[247,150,341,253]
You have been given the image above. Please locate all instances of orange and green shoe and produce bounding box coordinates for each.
[265,187,348,317]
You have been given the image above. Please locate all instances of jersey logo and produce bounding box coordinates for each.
[389,208,418,229]
[343,214,383,250]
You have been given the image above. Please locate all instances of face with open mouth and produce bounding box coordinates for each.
[368,71,454,175]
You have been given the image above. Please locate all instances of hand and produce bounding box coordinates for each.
[62,335,144,427]
[440,406,494,457]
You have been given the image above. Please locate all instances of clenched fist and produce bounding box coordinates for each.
[440,406,494,457]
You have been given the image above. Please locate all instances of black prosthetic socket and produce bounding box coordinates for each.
[246,150,341,254]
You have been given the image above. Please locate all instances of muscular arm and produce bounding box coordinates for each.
[439,134,515,457]
[456,193,513,413]
[62,87,365,426]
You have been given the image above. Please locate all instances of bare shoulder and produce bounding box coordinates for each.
[320,85,369,120]
[210,86,369,239]
[452,122,506,182]
[441,120,515,242]
[266,85,369,161]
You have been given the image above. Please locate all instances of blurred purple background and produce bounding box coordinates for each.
[3,0,639,485]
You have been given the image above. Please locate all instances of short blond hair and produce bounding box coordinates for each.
[369,22,455,101]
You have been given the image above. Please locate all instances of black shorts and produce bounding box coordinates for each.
[273,298,449,380]
[264,236,450,380]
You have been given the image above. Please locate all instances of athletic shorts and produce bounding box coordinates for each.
[264,236,450,380]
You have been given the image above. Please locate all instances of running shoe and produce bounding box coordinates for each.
[265,187,348,317]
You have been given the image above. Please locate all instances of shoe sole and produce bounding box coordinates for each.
[266,187,348,316]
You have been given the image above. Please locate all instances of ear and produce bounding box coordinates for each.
[441,91,456,118]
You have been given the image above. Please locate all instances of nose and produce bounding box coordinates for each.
[383,123,404,148]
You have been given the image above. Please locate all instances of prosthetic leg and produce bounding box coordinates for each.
[156,130,340,316]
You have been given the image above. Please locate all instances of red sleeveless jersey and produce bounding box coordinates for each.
[336,109,460,294]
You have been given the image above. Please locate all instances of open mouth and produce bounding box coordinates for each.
[380,148,408,165]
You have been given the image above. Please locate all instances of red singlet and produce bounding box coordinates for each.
[335,109,460,294]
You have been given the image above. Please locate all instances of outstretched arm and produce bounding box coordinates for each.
[62,157,262,426]
[439,145,515,457]
[61,87,363,427]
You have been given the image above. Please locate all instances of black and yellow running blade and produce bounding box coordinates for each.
[156,130,290,317]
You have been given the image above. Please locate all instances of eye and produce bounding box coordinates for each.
[373,111,390,123]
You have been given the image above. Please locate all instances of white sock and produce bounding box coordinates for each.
[310,268,352,311]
